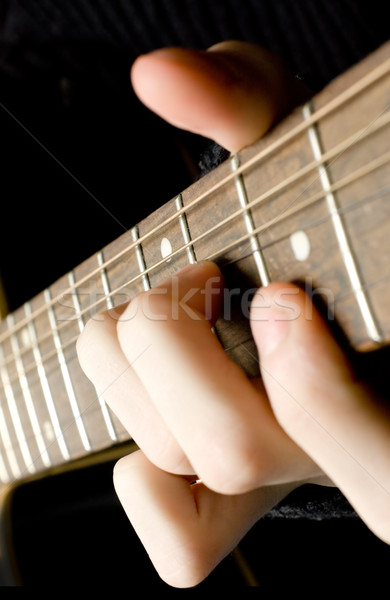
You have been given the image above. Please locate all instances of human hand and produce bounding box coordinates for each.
[77,42,390,587]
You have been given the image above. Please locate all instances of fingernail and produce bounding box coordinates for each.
[256,318,291,356]
[250,287,298,355]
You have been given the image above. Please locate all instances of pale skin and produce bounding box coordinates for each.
[77,42,390,588]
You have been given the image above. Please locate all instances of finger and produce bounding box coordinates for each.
[250,282,390,543]
[77,261,225,474]
[117,262,318,494]
[76,304,194,474]
[114,449,296,588]
[131,41,310,152]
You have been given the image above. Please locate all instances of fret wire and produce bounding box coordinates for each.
[28,130,389,350]
[132,226,151,291]
[25,301,70,461]
[4,175,390,389]
[206,156,390,260]
[6,313,51,468]
[68,271,118,443]
[44,288,91,451]
[0,451,10,484]
[35,89,388,329]
[80,52,387,287]
[97,251,114,309]
[2,149,390,386]
[231,153,270,286]
[175,194,197,264]
[65,148,390,319]
[16,182,390,383]
[0,397,125,487]
[0,51,387,481]
[0,394,16,482]
[2,56,389,347]
[68,271,84,332]
[0,344,34,476]
[0,397,119,470]
[13,133,390,367]
[265,183,388,256]
[303,101,383,343]
[4,97,389,357]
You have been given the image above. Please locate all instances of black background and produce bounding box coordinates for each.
[1,0,389,589]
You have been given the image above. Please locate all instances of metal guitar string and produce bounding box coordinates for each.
[1,53,390,360]
[4,143,390,383]
[1,109,390,382]
[0,50,389,486]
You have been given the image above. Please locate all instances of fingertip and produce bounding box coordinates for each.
[130,43,309,151]
[175,260,223,283]
[251,281,352,389]
[130,46,231,139]
[250,282,302,355]
[158,260,224,325]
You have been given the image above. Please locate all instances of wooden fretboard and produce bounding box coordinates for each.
[0,41,389,486]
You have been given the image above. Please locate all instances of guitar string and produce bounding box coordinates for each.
[7,257,390,480]
[1,182,390,475]
[0,345,150,488]
[0,67,386,418]
[2,250,390,486]
[1,124,390,383]
[1,99,390,375]
[3,149,390,386]
[0,55,389,481]
[2,254,390,480]
[3,262,390,474]
[1,50,390,346]
[1,168,390,473]
[4,241,390,484]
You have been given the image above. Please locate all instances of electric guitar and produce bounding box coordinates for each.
[0,41,389,585]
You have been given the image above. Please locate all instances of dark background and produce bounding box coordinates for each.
[1,0,388,311]
[0,0,389,589]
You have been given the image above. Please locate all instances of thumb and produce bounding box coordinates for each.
[131,41,310,152]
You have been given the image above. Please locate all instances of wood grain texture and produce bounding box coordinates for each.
[0,41,389,484]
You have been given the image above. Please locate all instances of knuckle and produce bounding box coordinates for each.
[199,436,270,495]
[147,434,193,476]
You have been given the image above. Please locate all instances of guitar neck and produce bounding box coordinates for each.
[0,41,390,485]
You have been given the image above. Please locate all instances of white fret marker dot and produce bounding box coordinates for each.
[43,421,55,443]
[160,237,172,260]
[20,327,31,348]
[290,230,310,261]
